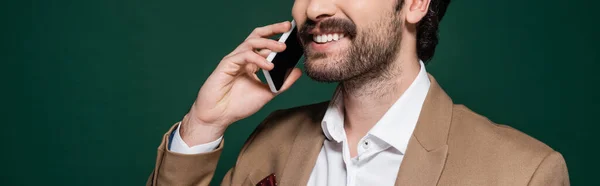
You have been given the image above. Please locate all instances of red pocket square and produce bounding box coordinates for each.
[256,173,277,186]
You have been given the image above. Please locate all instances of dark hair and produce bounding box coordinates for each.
[396,0,451,62]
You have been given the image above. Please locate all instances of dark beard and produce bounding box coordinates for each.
[300,13,403,83]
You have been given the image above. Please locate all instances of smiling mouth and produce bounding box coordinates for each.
[312,33,347,44]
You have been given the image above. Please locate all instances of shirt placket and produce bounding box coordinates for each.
[346,136,371,186]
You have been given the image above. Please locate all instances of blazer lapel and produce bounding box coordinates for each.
[395,136,449,186]
[278,102,328,185]
[395,74,453,186]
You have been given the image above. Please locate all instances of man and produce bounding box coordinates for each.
[147,0,569,185]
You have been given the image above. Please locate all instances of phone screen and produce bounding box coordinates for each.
[268,27,304,91]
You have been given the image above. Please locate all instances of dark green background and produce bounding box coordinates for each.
[2,0,598,185]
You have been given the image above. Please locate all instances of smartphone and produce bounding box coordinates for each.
[262,20,304,93]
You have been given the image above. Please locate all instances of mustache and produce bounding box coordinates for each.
[298,18,358,45]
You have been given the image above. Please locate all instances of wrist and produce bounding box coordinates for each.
[180,113,227,147]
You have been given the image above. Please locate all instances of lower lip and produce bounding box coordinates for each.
[308,37,350,53]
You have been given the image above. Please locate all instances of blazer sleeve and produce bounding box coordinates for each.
[146,110,283,185]
[146,123,225,186]
[528,151,570,186]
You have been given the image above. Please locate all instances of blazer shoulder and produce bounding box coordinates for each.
[238,101,329,156]
[450,104,554,156]
[444,104,568,186]
[256,101,329,137]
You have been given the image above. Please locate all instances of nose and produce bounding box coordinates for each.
[306,0,337,21]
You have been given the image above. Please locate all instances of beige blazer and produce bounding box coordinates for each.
[147,75,569,186]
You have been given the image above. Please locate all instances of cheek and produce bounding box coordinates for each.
[344,0,397,24]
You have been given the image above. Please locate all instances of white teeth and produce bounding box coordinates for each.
[312,33,346,43]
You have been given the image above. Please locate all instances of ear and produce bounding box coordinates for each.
[405,0,431,24]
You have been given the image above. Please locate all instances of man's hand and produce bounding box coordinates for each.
[180,21,302,146]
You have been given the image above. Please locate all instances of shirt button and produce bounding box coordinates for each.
[362,139,370,149]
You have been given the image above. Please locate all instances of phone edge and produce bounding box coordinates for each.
[263,20,297,94]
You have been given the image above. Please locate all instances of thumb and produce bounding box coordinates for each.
[276,68,302,94]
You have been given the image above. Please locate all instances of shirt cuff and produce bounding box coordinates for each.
[169,122,223,154]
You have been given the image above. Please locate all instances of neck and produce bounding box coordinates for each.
[341,51,421,137]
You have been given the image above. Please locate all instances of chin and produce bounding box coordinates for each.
[304,56,349,82]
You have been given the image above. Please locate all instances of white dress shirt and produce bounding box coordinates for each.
[170,61,431,185]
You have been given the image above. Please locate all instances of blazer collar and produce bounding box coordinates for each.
[395,74,453,185]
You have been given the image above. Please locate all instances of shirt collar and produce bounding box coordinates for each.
[321,86,345,142]
[321,61,431,154]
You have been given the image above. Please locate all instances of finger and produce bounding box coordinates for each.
[241,65,268,87]
[246,21,292,40]
[247,38,286,52]
[230,38,286,57]
[225,50,274,71]
[244,63,260,75]
[277,68,302,94]
[250,72,262,82]
[226,21,290,58]
[249,75,277,100]
[256,49,272,58]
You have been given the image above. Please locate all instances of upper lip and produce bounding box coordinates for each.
[308,22,348,36]
[309,28,347,36]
